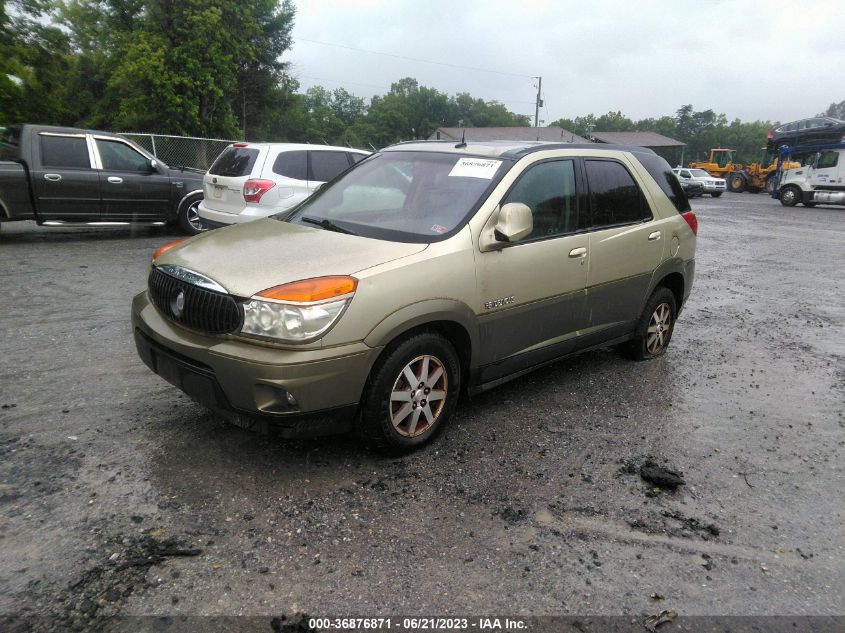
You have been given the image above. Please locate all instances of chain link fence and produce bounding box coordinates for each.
[120,133,236,171]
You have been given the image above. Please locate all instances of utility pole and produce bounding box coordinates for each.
[534,77,543,128]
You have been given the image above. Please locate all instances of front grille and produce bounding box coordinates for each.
[148,267,242,334]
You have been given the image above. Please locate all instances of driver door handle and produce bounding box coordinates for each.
[568,247,587,258]
[44,173,62,182]
[107,176,123,184]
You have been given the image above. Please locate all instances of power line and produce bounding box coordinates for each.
[296,74,536,107]
[295,37,533,79]
[299,75,391,92]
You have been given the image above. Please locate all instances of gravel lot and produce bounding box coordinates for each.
[1,194,843,632]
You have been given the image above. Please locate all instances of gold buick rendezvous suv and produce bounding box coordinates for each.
[133,141,697,452]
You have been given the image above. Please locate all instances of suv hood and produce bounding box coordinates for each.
[157,218,428,297]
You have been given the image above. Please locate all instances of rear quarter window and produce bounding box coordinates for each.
[209,147,260,177]
[634,152,691,214]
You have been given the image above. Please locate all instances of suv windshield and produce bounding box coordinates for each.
[284,151,509,242]
[689,169,711,178]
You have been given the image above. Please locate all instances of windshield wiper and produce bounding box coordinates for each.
[300,216,356,235]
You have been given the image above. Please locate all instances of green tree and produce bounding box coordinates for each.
[453,93,529,127]
[0,0,75,126]
[58,0,295,137]
[818,100,845,119]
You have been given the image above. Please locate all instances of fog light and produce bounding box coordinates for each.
[254,384,299,414]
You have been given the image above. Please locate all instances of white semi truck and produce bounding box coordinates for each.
[778,144,845,207]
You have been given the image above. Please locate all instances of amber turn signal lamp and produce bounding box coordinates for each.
[152,238,188,261]
[258,276,358,302]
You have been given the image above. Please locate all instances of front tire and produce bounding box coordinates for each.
[358,332,460,453]
[178,195,207,235]
[623,288,677,361]
[728,173,746,193]
[710,191,722,198]
[779,186,801,207]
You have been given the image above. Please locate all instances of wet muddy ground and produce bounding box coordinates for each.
[0,194,843,631]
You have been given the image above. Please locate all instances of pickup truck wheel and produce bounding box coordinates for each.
[710,192,722,198]
[178,195,207,235]
[358,332,460,454]
[622,288,676,361]
[779,186,800,207]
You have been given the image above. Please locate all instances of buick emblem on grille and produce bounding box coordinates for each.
[171,290,186,318]
[149,266,240,334]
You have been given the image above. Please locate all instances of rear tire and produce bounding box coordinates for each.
[764,174,778,194]
[779,186,801,207]
[178,194,207,235]
[358,332,460,454]
[623,288,677,361]
[710,191,722,198]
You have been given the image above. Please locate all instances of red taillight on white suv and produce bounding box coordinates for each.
[243,179,275,203]
[682,211,698,235]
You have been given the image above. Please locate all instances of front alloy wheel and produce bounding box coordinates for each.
[779,186,800,207]
[359,332,460,453]
[389,354,448,438]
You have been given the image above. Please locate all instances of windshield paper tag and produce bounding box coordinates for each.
[448,158,501,179]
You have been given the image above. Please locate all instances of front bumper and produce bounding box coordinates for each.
[132,291,380,436]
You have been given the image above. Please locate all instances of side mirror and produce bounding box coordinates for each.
[493,202,533,243]
[811,153,820,169]
[149,158,159,172]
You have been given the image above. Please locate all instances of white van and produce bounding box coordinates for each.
[195,143,369,233]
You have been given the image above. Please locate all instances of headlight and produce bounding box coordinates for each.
[240,276,357,343]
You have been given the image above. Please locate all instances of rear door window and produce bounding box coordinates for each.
[309,151,352,182]
[272,150,307,180]
[209,147,260,177]
[40,135,91,169]
[585,159,651,228]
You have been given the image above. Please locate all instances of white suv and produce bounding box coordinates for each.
[672,167,726,197]
[196,143,369,233]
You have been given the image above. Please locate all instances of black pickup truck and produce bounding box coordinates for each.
[0,125,206,234]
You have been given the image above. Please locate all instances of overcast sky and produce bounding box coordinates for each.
[284,0,845,125]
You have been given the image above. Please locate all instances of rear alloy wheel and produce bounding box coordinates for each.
[358,332,460,453]
[779,186,801,207]
[623,288,677,360]
[178,195,208,235]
